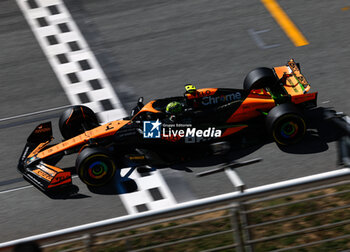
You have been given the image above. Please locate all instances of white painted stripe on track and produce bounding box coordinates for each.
[16,0,125,121]
[0,185,33,194]
[0,105,71,122]
[120,170,177,214]
[16,0,177,213]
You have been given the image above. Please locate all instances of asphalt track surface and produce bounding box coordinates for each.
[1,0,350,242]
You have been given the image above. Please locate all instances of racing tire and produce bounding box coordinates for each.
[266,104,306,145]
[243,67,276,91]
[76,147,117,187]
[59,105,99,139]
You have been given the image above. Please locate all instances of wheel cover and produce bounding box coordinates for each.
[280,121,298,139]
[88,161,108,179]
[273,114,306,145]
[79,154,116,186]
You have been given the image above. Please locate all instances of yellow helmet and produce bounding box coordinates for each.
[166,101,183,114]
[185,84,197,93]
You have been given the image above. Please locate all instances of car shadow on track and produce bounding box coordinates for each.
[44,184,90,200]
[87,178,138,195]
[278,107,344,154]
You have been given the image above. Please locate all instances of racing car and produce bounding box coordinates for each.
[18,59,317,193]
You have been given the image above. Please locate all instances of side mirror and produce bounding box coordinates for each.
[131,97,145,118]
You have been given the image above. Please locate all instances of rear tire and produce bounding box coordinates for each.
[59,105,99,139]
[243,67,276,91]
[76,148,117,187]
[266,104,306,145]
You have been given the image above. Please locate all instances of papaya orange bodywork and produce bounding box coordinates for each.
[44,163,66,172]
[27,140,51,158]
[47,172,71,188]
[32,169,53,181]
[226,97,275,123]
[284,75,305,95]
[132,100,161,119]
[249,88,272,98]
[291,92,317,104]
[274,65,291,79]
[185,88,218,100]
[29,162,72,188]
[274,59,312,96]
[35,120,130,159]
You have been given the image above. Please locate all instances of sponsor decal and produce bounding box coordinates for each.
[162,127,221,138]
[51,172,71,185]
[106,122,114,131]
[143,119,161,138]
[287,78,298,89]
[202,92,241,106]
[143,120,221,141]
[187,89,214,99]
[32,169,53,181]
[34,127,50,134]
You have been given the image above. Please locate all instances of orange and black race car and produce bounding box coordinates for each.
[18,59,318,193]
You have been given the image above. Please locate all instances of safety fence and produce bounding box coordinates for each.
[1,166,350,252]
[239,181,350,252]
[1,117,349,251]
[42,180,350,252]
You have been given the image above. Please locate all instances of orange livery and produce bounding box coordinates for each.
[18,59,317,194]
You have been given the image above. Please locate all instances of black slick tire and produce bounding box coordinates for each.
[59,105,99,139]
[76,148,117,187]
[266,104,306,145]
[243,67,276,91]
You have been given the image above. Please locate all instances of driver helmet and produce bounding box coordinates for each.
[166,101,183,114]
[185,84,197,93]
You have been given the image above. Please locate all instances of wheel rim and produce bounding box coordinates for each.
[88,161,108,179]
[280,121,299,139]
[273,114,306,145]
[79,154,116,186]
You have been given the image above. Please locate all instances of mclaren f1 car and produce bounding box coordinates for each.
[18,59,318,193]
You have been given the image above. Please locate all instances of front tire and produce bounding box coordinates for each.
[76,148,117,187]
[59,105,99,139]
[266,104,306,145]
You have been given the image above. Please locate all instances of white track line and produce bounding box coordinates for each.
[0,185,33,194]
[16,0,176,213]
[0,105,71,122]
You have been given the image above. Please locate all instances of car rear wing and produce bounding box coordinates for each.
[274,59,311,95]
[273,59,317,107]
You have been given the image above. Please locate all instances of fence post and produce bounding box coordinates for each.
[83,233,92,252]
[239,203,254,252]
[230,204,245,252]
